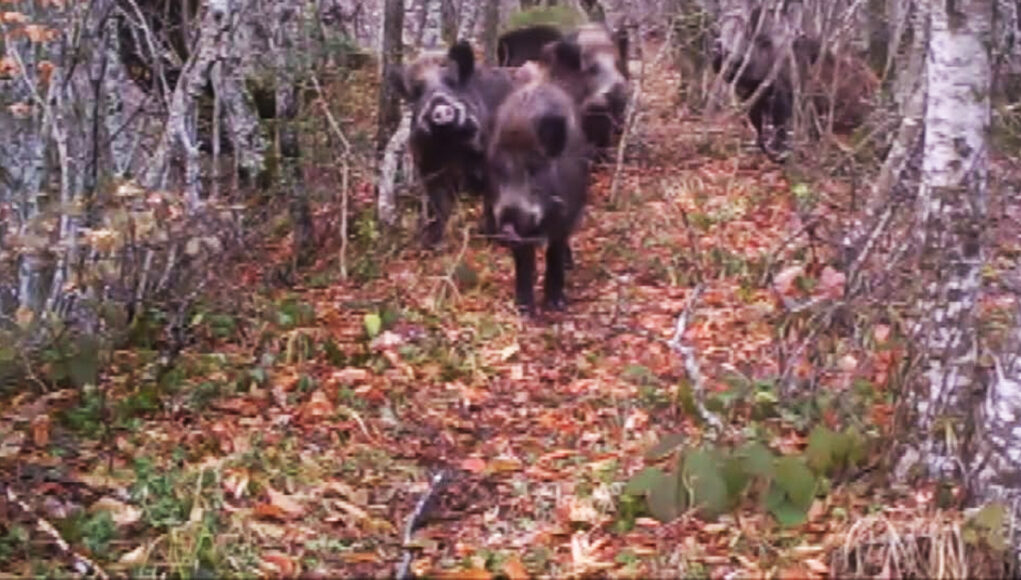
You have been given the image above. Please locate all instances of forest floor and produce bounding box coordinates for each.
[3,41,1017,579]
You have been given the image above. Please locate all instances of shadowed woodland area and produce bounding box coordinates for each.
[1,0,1021,577]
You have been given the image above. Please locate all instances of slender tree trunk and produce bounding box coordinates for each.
[903,0,995,493]
[441,0,458,44]
[867,0,889,75]
[376,0,405,160]
[483,0,500,64]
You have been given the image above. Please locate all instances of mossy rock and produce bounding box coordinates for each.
[502,5,587,34]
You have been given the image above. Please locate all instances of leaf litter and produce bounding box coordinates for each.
[3,38,1014,580]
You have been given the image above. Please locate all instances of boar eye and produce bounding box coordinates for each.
[586,63,599,75]
[410,82,424,100]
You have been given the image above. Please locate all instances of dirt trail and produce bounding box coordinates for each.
[0,42,815,579]
[281,45,804,577]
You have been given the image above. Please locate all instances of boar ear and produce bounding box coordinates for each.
[543,40,582,73]
[448,40,476,82]
[535,113,568,158]
[386,65,408,100]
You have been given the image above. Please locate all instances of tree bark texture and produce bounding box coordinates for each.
[376,0,405,160]
[910,0,993,485]
[483,0,501,65]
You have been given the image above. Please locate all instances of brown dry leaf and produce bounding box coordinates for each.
[259,551,299,578]
[302,389,334,420]
[837,354,858,374]
[8,102,31,118]
[569,531,613,574]
[333,367,369,384]
[0,56,19,77]
[23,24,53,43]
[340,551,382,564]
[118,543,151,566]
[804,558,829,575]
[433,567,493,580]
[502,556,529,580]
[223,468,250,500]
[89,497,142,527]
[0,430,25,458]
[773,264,805,296]
[873,324,891,344]
[0,11,29,23]
[31,414,50,447]
[266,486,304,518]
[489,455,523,473]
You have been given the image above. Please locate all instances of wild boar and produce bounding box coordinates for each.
[485,68,589,313]
[497,22,631,159]
[388,40,514,247]
[711,22,877,162]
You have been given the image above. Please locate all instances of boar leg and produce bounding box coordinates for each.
[768,89,791,161]
[422,178,454,248]
[543,238,570,311]
[512,245,537,313]
[749,94,770,156]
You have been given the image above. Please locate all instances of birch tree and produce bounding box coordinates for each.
[896,0,1021,559]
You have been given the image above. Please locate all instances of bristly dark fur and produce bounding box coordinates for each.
[497,24,564,67]
[486,77,590,314]
[388,41,515,248]
[710,15,878,163]
[496,22,631,162]
[542,23,630,161]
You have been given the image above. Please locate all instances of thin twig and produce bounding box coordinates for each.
[609,22,673,205]
[666,284,723,435]
[309,73,353,279]
[396,470,449,580]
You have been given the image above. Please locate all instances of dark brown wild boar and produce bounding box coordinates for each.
[485,67,589,314]
[496,22,630,159]
[711,13,877,162]
[542,23,630,160]
[388,41,514,247]
[497,24,564,67]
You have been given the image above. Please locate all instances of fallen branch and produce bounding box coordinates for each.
[666,284,723,434]
[396,469,449,580]
[4,485,109,579]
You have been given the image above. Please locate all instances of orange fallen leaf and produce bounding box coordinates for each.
[340,551,382,564]
[259,551,299,577]
[461,457,486,473]
[31,414,50,447]
[1,11,29,24]
[502,556,529,580]
[302,389,334,419]
[258,486,304,520]
[433,567,493,580]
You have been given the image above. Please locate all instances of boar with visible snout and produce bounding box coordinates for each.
[388,41,514,247]
[485,72,590,314]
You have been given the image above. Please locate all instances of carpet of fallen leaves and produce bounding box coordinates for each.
[2,43,1018,580]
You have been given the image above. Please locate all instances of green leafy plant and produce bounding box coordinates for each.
[623,436,821,528]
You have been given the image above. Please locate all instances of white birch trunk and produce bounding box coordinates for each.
[909,0,993,483]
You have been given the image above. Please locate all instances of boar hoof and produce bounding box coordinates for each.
[516,301,537,317]
[543,294,567,312]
